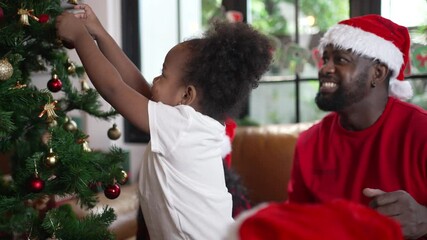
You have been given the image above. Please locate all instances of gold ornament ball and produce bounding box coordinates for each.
[0,59,13,81]
[45,149,58,168]
[118,170,128,185]
[47,119,58,128]
[107,124,121,140]
[67,61,76,74]
[63,118,77,132]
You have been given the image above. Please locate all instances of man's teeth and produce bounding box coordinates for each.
[323,82,337,88]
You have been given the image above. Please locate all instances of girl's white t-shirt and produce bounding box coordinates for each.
[138,101,234,240]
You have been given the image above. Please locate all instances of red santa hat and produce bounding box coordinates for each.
[318,14,413,100]
[226,200,403,240]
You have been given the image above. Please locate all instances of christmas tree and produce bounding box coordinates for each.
[0,0,128,239]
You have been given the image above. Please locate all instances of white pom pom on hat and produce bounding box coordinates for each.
[318,14,413,100]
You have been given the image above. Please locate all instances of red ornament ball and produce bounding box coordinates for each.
[38,14,50,23]
[29,176,45,193]
[47,76,62,92]
[0,7,4,21]
[104,184,121,199]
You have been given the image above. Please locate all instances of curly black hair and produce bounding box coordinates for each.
[182,21,273,122]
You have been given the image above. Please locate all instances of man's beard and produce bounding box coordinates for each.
[315,71,369,112]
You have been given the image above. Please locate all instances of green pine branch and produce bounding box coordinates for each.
[0,0,128,238]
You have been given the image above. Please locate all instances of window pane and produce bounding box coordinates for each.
[249,82,296,124]
[299,81,328,122]
[248,0,349,124]
[381,0,427,27]
[409,79,427,109]
[202,0,223,28]
[382,0,427,110]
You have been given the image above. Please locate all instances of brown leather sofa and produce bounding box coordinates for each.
[231,122,314,206]
[58,121,315,239]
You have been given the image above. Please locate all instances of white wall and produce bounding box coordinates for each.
[139,0,178,82]
[139,0,202,82]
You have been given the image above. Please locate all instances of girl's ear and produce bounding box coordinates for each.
[181,85,197,105]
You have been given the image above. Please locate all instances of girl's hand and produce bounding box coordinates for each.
[56,12,88,47]
[73,4,105,40]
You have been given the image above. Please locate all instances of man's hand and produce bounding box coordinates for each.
[363,188,427,239]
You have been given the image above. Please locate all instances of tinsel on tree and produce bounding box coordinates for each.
[0,0,128,239]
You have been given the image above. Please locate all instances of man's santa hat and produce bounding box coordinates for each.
[226,200,403,240]
[319,14,413,100]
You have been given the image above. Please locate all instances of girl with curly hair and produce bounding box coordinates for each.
[56,4,272,239]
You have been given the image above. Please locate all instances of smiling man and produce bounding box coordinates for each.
[287,15,427,239]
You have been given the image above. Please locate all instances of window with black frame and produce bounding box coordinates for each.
[121,0,151,143]
[248,0,349,124]
[247,0,427,125]
[122,0,427,142]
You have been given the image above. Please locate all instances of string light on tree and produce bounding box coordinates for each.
[0,58,13,81]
